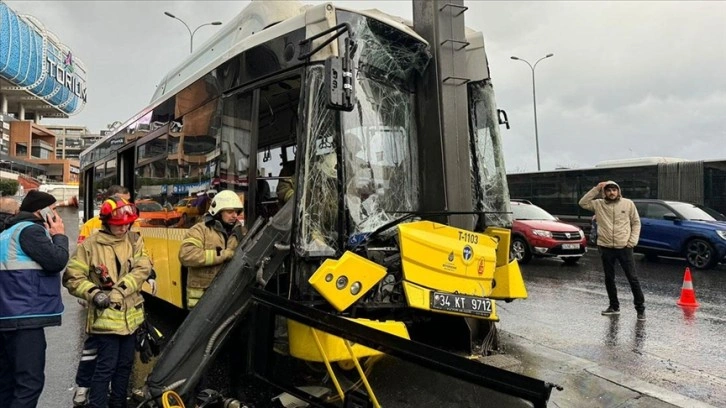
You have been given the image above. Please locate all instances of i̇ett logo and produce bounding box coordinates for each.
[463,245,473,262]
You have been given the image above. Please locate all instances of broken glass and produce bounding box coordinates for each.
[296,15,430,255]
[341,15,428,236]
[296,66,340,256]
[468,80,512,228]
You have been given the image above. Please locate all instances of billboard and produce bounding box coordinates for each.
[0,3,87,115]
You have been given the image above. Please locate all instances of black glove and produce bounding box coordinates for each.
[135,320,165,364]
[92,292,110,309]
[136,328,154,364]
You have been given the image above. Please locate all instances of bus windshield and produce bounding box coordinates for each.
[297,13,428,254]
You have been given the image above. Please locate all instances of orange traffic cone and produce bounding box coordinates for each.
[676,267,699,308]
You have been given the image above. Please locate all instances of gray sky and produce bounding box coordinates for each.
[8,1,726,172]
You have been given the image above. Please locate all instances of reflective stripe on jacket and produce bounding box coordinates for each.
[64,230,151,335]
[0,222,63,330]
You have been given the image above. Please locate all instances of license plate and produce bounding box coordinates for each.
[430,292,492,317]
[562,243,580,250]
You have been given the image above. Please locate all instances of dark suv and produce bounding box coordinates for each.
[633,199,726,269]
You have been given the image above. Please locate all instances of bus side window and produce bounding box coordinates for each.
[220,92,254,224]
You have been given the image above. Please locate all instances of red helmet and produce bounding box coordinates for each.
[99,196,138,226]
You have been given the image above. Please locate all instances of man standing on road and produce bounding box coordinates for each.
[579,181,646,321]
[0,190,69,408]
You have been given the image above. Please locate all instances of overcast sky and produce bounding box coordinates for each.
[8,1,726,173]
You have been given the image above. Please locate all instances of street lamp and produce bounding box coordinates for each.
[164,12,222,54]
[511,53,554,171]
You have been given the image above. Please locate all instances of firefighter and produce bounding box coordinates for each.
[179,190,245,308]
[73,185,156,407]
[63,196,152,408]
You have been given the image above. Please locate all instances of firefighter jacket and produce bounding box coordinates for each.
[179,215,244,308]
[0,215,69,331]
[64,229,151,335]
[579,182,641,249]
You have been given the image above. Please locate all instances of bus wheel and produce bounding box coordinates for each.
[510,237,532,264]
[685,238,717,269]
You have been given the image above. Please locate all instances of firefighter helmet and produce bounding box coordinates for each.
[99,195,138,226]
[208,190,243,216]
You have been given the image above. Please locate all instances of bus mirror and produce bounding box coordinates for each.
[324,55,355,111]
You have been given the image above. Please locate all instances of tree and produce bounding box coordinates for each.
[0,179,19,196]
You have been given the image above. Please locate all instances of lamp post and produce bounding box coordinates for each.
[511,53,554,171]
[164,12,222,54]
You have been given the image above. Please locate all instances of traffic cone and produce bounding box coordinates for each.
[676,267,699,308]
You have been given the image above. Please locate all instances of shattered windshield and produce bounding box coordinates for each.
[342,14,426,236]
[296,14,429,256]
[469,80,512,227]
[341,84,418,236]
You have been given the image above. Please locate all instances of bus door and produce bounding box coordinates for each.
[135,128,182,305]
[219,76,301,227]
[253,77,301,224]
[117,144,136,199]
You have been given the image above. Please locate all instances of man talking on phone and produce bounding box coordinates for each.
[0,190,69,408]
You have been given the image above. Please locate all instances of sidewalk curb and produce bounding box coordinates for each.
[501,331,717,408]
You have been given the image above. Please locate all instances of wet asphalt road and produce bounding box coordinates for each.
[498,250,726,407]
[37,208,726,407]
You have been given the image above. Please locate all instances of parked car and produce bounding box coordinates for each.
[633,199,726,269]
[136,199,182,227]
[509,200,587,265]
[175,196,201,226]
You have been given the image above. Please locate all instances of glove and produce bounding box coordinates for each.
[136,325,154,364]
[148,279,158,296]
[92,292,110,309]
[221,249,235,261]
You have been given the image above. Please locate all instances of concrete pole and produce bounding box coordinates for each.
[18,104,25,121]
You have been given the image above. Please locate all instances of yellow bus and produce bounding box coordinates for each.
[80,1,546,405]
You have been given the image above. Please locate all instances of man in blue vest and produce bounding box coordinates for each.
[0,190,69,408]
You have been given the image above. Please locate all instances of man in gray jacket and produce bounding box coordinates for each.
[579,181,645,320]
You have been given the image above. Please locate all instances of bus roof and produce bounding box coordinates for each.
[82,1,431,160]
[594,157,688,168]
[509,157,693,175]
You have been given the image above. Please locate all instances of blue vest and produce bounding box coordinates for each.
[0,221,63,330]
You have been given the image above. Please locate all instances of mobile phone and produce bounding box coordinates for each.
[39,206,56,223]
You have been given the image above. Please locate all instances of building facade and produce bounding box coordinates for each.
[0,2,88,184]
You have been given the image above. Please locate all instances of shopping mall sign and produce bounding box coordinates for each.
[47,51,87,103]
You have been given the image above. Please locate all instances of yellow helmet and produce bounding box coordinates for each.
[208,190,243,216]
